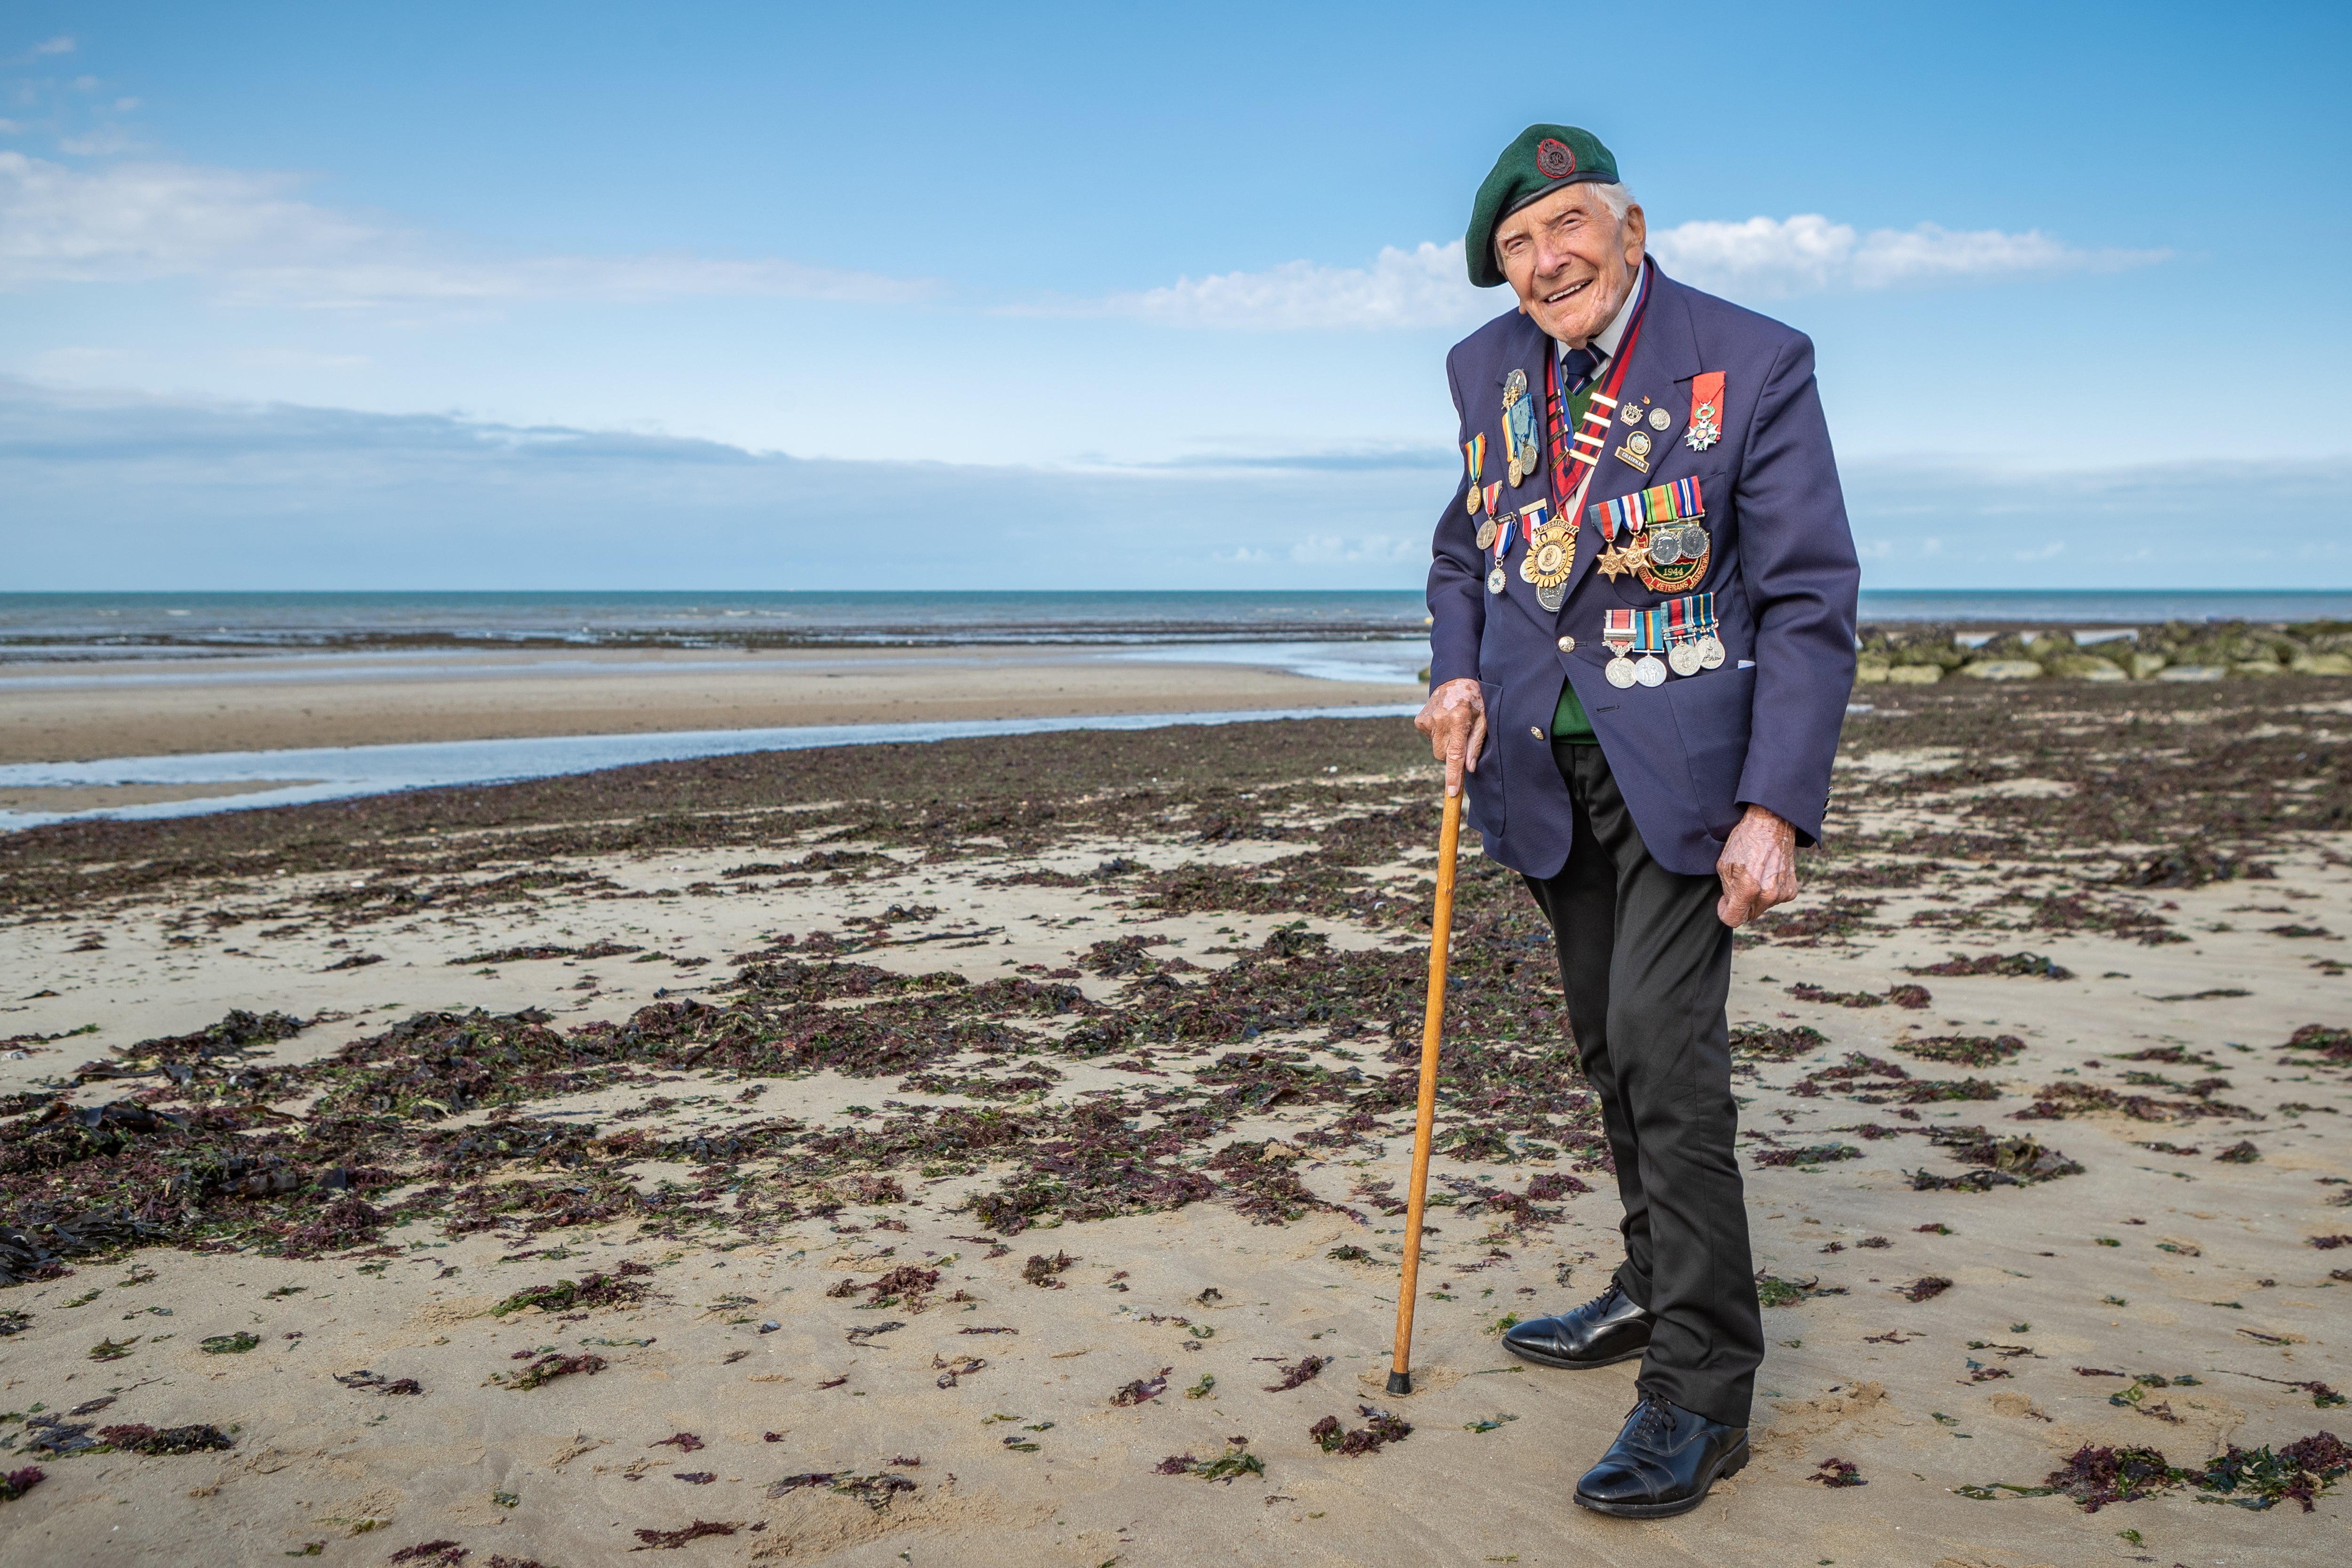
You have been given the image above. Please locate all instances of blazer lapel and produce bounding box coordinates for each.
[1550,260,1705,609]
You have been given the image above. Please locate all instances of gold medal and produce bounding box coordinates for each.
[1614,430,1653,474]
[1475,518,1498,551]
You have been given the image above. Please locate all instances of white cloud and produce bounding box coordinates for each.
[1074,213,2167,330]
[1649,215,2166,296]
[0,151,931,308]
[1093,241,1485,331]
[31,36,74,56]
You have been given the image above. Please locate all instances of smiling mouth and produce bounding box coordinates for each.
[1542,279,1589,307]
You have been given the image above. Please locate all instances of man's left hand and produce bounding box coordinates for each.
[1716,804,1798,928]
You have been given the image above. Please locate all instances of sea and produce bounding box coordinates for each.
[4,589,2347,831]
[6,588,2352,657]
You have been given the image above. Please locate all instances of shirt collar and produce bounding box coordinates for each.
[1557,257,1647,372]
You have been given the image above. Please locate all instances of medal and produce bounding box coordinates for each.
[1595,540,1647,581]
[1694,589,1725,668]
[1614,429,1653,473]
[1685,371,1725,452]
[1620,398,1644,427]
[1602,608,1637,688]
[1464,434,1487,515]
[1485,509,1511,593]
[1502,370,1540,487]
[1648,406,1672,432]
[1632,608,1668,687]
[1666,596,1702,677]
[1537,581,1567,613]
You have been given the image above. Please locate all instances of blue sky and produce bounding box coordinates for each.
[3,1,2348,589]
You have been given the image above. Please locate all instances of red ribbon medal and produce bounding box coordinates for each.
[1684,372,1725,453]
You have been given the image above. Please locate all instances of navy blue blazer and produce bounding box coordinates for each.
[1427,260,1859,878]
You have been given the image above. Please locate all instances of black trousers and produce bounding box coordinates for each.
[1521,741,1762,1428]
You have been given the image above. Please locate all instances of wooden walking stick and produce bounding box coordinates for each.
[1387,784,1462,1396]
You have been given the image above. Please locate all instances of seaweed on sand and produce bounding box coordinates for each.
[490,1269,652,1317]
[1905,952,2074,980]
[1310,1406,1412,1456]
[1909,1128,2083,1191]
[1894,1035,2025,1068]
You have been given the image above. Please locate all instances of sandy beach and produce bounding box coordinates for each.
[0,647,1426,769]
[0,685,2346,1566]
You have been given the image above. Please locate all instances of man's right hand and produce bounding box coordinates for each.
[1414,677,1487,797]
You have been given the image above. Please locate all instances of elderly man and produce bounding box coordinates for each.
[1415,124,1859,1518]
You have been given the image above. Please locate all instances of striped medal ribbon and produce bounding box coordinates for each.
[1632,607,1668,688]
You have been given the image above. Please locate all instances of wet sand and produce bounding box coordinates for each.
[0,646,1424,765]
[0,690,2344,1566]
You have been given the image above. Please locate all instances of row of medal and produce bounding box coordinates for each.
[1601,592,1725,688]
[1469,476,1716,607]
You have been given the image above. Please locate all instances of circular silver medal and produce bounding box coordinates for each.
[1649,528,1683,565]
[1605,656,1637,688]
[1649,406,1672,431]
[1634,655,1667,688]
[1537,581,1566,613]
[1487,565,1506,595]
[1668,640,1703,677]
[1475,519,1497,551]
[1699,635,1726,669]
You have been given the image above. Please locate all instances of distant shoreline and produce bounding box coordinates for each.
[5,587,2351,662]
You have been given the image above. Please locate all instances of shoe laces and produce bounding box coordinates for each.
[1624,1394,1675,1445]
[1578,1283,1626,1317]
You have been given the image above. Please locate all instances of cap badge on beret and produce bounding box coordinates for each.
[1535,139,1576,179]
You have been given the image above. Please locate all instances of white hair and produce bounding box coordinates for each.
[1588,181,1635,221]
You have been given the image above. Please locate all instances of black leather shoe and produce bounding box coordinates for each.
[1500,1281,1654,1370]
[1573,1395,1749,1519]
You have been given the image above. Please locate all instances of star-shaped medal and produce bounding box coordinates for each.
[1596,541,1649,581]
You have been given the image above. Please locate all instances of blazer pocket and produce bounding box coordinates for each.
[1662,664,1755,841]
[1468,679,1508,833]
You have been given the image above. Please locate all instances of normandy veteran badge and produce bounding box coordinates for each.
[1502,370,1542,486]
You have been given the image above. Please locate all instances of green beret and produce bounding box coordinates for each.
[1464,124,1621,288]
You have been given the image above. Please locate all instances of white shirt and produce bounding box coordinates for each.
[1556,258,1647,389]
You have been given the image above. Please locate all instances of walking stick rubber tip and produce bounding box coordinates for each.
[1386,1370,1412,1396]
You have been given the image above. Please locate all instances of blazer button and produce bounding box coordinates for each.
[1529,726,1544,738]
[1556,636,1576,653]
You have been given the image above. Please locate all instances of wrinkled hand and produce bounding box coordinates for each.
[1716,804,1798,927]
[1414,678,1487,797]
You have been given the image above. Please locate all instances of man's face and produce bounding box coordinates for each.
[1494,184,1647,346]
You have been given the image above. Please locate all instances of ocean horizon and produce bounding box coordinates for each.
[6,588,2352,657]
